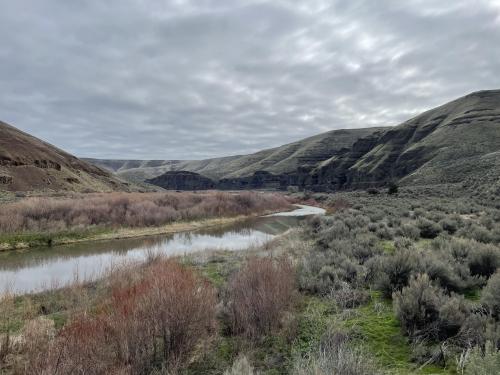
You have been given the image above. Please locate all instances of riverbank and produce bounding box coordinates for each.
[0,226,449,375]
[0,191,292,251]
[0,213,270,251]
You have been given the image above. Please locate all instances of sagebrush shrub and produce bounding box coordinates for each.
[467,243,500,278]
[481,271,500,318]
[393,274,444,339]
[463,342,500,375]
[417,218,442,239]
[374,249,421,297]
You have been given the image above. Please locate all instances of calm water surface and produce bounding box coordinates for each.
[0,205,324,294]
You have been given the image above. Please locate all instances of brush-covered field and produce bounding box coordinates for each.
[1,182,499,374]
[0,191,291,250]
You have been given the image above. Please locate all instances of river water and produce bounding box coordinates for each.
[0,205,324,294]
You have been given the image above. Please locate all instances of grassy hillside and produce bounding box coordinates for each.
[85,127,384,182]
[87,90,500,192]
[312,90,500,189]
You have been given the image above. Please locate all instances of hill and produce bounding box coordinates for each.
[85,127,385,183]
[87,90,500,192]
[305,89,500,190]
[0,121,131,192]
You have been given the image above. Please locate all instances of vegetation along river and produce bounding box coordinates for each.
[0,205,325,294]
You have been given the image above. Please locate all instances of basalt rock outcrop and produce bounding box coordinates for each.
[146,171,215,190]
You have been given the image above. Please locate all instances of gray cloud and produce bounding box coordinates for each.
[1,0,499,159]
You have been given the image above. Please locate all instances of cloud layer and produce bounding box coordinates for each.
[1,0,499,159]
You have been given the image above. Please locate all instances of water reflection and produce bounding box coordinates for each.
[0,205,324,294]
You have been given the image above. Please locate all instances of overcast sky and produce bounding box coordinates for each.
[1,0,499,160]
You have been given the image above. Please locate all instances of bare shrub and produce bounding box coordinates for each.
[133,260,217,370]
[27,260,217,374]
[328,281,369,310]
[0,191,290,233]
[21,317,56,364]
[227,257,296,338]
[26,314,121,375]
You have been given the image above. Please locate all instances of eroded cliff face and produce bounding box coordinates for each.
[146,171,215,190]
[304,90,500,190]
[142,91,500,192]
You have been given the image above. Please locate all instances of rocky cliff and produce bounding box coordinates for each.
[146,171,215,190]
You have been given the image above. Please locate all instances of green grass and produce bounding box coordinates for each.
[199,258,231,287]
[185,294,337,375]
[291,296,334,357]
[379,240,396,254]
[343,292,452,375]
[463,288,481,301]
[0,227,110,249]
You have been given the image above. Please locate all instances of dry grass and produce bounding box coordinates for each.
[0,191,290,234]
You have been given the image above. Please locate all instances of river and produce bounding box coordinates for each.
[0,205,325,294]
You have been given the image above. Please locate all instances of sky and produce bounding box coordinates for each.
[1,0,499,160]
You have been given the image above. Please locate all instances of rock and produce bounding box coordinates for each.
[146,171,215,190]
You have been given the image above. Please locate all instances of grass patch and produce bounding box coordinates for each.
[0,227,110,249]
[343,293,452,375]
[379,240,396,254]
[291,296,334,357]
[463,288,481,301]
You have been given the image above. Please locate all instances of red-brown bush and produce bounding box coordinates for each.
[227,257,296,339]
[0,191,290,233]
[26,260,217,374]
